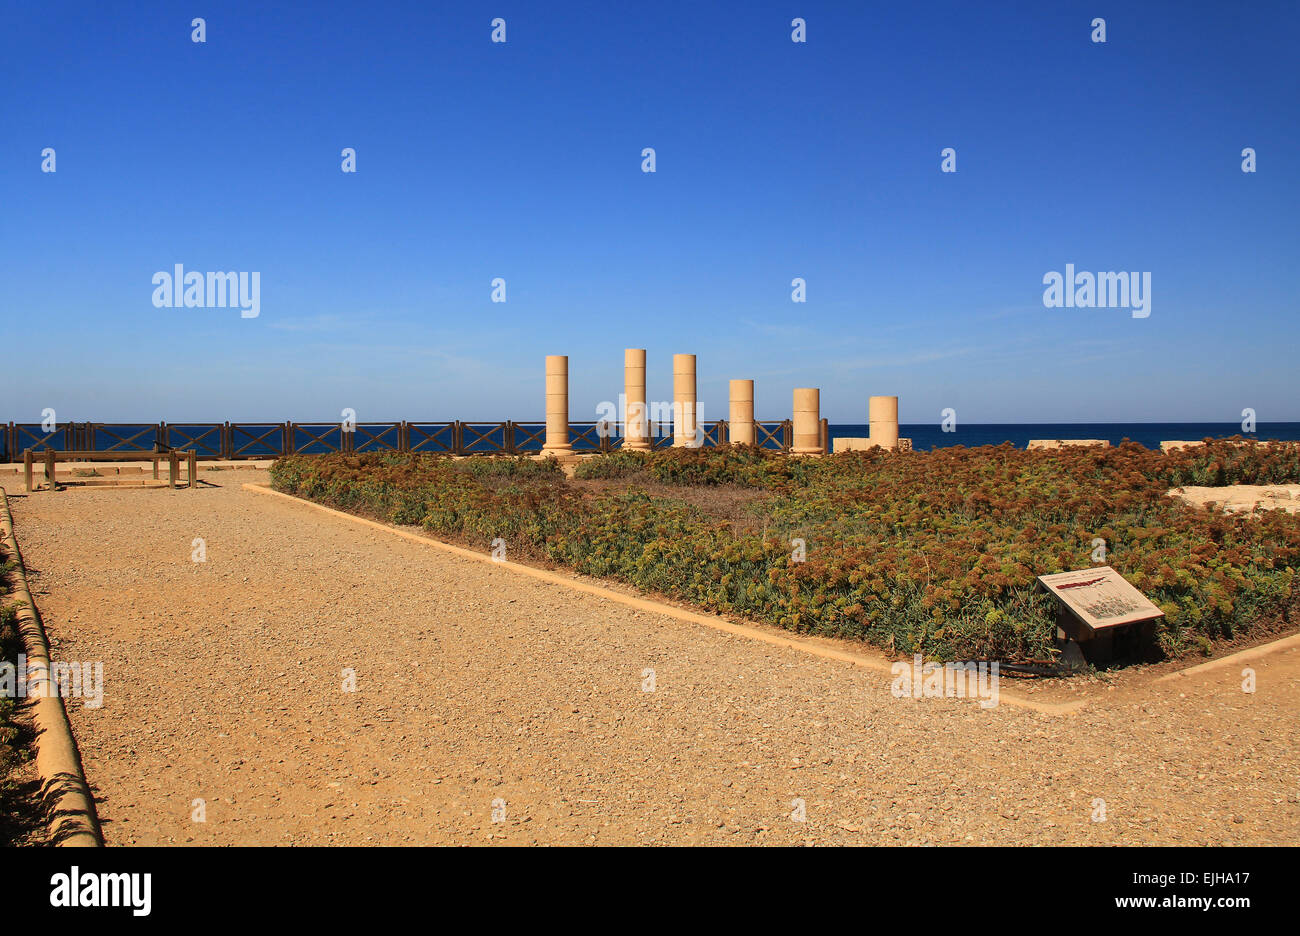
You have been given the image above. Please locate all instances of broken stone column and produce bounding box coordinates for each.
[673,353,697,447]
[728,379,755,446]
[543,355,573,454]
[1027,439,1110,450]
[792,388,822,455]
[623,348,650,450]
[868,395,899,450]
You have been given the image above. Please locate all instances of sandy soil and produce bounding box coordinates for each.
[4,468,1298,845]
[1172,484,1300,514]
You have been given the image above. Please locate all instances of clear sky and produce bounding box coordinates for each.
[2,1,1296,425]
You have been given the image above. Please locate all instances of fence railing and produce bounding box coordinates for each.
[2,419,797,461]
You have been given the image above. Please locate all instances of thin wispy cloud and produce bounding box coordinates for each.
[828,346,977,371]
[267,314,352,333]
[737,318,809,340]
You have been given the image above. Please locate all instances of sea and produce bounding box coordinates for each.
[827,423,1300,451]
[7,421,1299,460]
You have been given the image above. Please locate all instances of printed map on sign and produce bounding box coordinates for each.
[1036,566,1164,631]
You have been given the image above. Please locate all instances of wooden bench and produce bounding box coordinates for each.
[23,449,198,492]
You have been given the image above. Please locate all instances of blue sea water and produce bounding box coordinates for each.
[7,421,1299,460]
[829,423,1300,451]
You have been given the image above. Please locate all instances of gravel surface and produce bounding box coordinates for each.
[5,468,1298,845]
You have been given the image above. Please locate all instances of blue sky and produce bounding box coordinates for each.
[2,0,1297,424]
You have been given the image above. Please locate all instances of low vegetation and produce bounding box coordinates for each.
[1,548,37,844]
[270,439,1300,663]
[1,598,20,788]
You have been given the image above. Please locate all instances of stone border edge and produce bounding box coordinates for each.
[1152,632,1300,683]
[0,487,103,847]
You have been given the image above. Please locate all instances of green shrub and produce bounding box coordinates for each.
[270,445,1300,662]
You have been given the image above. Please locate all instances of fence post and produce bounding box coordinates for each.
[283,422,292,457]
[782,420,792,452]
[453,421,463,456]
[505,422,516,455]
[222,423,231,459]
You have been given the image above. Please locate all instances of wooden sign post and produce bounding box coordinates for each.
[1037,566,1164,665]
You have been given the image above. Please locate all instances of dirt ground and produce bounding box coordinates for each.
[4,467,1298,845]
[1172,484,1300,514]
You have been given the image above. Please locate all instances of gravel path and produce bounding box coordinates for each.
[5,469,1298,845]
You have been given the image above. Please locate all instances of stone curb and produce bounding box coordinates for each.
[1152,632,1300,683]
[0,488,103,846]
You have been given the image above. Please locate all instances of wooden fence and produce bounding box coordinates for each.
[2,420,798,461]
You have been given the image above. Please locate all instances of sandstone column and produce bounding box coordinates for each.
[792,388,822,455]
[672,353,697,447]
[623,348,651,450]
[543,355,573,454]
[868,395,899,450]
[728,379,754,446]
